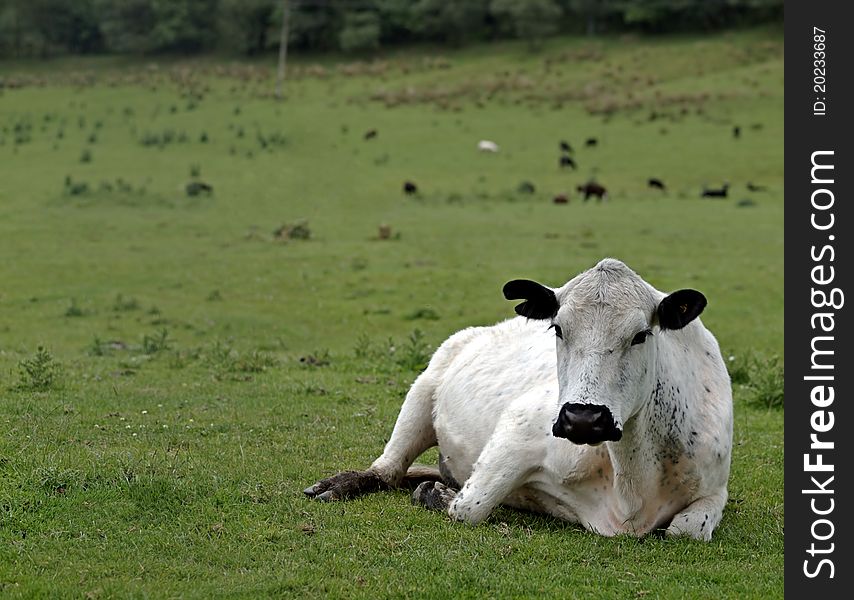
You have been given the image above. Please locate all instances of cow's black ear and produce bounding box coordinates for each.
[503,279,558,319]
[657,289,706,330]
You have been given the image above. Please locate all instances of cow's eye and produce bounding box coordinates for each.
[549,324,563,339]
[631,329,652,346]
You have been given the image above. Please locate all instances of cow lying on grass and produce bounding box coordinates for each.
[305,259,733,541]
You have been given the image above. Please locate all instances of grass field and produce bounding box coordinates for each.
[0,27,783,598]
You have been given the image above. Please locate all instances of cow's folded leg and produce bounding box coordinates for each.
[411,481,457,511]
[665,492,727,541]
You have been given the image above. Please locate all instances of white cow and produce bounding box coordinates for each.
[305,259,733,541]
[477,140,499,153]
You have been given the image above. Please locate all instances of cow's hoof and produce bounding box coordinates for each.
[411,481,456,511]
[303,470,389,502]
[665,512,714,541]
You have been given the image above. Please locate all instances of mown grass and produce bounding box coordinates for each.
[0,27,782,598]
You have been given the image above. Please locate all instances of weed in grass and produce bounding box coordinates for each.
[15,346,61,391]
[186,181,213,196]
[206,289,223,301]
[90,337,128,356]
[404,307,441,321]
[726,353,752,385]
[190,163,201,178]
[64,298,85,317]
[300,349,331,367]
[746,355,784,409]
[204,341,276,378]
[64,176,88,196]
[353,332,375,359]
[142,328,171,354]
[728,352,784,408]
[89,336,105,356]
[273,220,311,240]
[206,340,234,366]
[395,329,431,371]
[169,347,202,369]
[79,148,92,163]
[233,350,278,373]
[112,294,140,312]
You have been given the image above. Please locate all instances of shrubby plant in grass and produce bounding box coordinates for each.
[727,351,784,408]
[15,346,62,391]
[64,298,85,317]
[142,328,171,355]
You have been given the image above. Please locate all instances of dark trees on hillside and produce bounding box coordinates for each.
[0,0,783,58]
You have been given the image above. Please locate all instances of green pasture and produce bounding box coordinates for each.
[0,28,783,598]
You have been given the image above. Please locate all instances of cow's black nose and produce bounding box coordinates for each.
[552,403,622,445]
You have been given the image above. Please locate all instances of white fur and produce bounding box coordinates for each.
[477,140,499,152]
[370,259,733,540]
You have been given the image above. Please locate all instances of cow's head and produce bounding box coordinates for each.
[503,259,706,446]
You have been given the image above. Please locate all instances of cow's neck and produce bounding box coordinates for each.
[605,413,656,518]
[605,355,688,519]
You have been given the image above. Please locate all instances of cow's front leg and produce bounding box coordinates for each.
[446,424,540,525]
[448,463,531,525]
[665,491,727,541]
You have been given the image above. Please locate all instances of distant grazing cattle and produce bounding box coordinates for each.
[553,193,568,204]
[732,126,741,139]
[559,140,573,153]
[746,182,766,192]
[576,182,608,202]
[701,184,729,198]
[559,155,577,170]
[403,181,418,195]
[364,129,378,140]
[305,258,733,541]
[648,178,666,191]
[585,137,598,147]
[478,140,499,153]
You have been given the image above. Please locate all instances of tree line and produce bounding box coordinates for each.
[0,0,782,58]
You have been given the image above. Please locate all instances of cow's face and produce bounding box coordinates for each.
[503,259,706,446]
